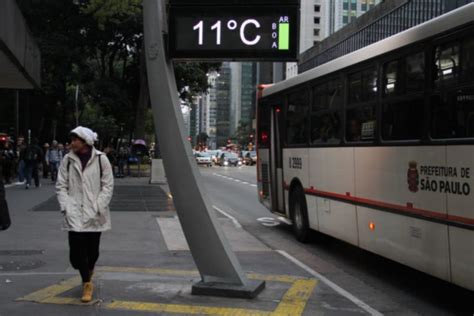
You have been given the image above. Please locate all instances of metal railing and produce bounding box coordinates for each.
[299,0,473,73]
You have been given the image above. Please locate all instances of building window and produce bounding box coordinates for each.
[313,40,319,46]
[314,17,320,24]
[343,16,349,24]
[314,5,320,12]
[313,29,320,36]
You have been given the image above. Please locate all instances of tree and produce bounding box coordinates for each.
[19,0,220,145]
[234,120,255,149]
[196,132,209,149]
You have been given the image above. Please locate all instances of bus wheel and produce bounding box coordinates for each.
[290,186,310,243]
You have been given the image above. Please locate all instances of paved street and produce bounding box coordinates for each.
[0,175,370,316]
[200,165,474,316]
[0,168,472,315]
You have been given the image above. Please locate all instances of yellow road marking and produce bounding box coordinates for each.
[97,267,299,283]
[107,300,270,315]
[272,279,318,316]
[42,296,99,306]
[17,276,81,302]
[97,266,200,278]
[247,273,298,283]
[17,266,318,315]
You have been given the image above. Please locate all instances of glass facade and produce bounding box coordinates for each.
[240,62,256,128]
[216,64,231,147]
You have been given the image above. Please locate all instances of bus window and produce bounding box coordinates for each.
[311,113,341,144]
[349,68,378,104]
[310,79,342,145]
[327,79,343,109]
[383,60,399,96]
[312,83,327,111]
[431,88,474,139]
[346,105,375,142]
[287,90,309,145]
[382,98,424,141]
[462,37,474,81]
[434,42,459,84]
[405,52,425,93]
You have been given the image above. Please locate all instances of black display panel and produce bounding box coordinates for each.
[168,5,299,61]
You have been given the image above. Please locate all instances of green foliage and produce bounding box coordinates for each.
[81,0,142,30]
[174,62,221,101]
[18,0,220,145]
[234,120,255,148]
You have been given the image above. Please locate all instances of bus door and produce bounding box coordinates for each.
[270,105,285,214]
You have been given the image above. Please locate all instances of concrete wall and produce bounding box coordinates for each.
[0,0,41,89]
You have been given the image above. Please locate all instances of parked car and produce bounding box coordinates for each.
[205,150,220,165]
[194,152,212,167]
[217,152,241,167]
[243,151,257,165]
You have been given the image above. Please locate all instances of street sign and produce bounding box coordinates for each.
[168,2,299,61]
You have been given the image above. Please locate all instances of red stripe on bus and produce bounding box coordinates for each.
[283,184,474,226]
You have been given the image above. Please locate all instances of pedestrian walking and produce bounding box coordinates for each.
[16,137,27,184]
[46,140,63,182]
[116,147,128,178]
[64,142,71,155]
[23,138,43,189]
[0,170,11,231]
[56,126,114,303]
[42,143,50,179]
[1,142,16,184]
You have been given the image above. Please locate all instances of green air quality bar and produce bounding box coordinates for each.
[278,23,289,50]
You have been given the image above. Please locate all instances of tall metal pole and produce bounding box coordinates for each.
[143,0,264,298]
[15,90,19,141]
[74,85,79,126]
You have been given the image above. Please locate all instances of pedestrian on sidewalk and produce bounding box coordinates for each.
[46,140,63,182]
[0,170,11,231]
[42,143,50,179]
[16,136,27,184]
[56,126,114,303]
[1,141,16,184]
[23,138,43,189]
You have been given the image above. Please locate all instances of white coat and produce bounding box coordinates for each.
[56,148,114,232]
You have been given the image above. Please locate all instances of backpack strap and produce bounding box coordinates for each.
[98,154,103,179]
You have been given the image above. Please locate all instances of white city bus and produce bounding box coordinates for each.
[256,3,474,291]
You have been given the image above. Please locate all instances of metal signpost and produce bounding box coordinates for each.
[143,0,298,298]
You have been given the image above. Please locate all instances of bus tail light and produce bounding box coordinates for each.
[369,222,376,231]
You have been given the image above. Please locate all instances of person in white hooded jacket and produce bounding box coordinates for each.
[56,126,114,303]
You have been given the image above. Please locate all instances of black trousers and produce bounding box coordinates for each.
[68,231,102,283]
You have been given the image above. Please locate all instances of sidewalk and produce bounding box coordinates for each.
[0,177,361,315]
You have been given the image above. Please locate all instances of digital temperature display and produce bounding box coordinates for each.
[168,5,299,61]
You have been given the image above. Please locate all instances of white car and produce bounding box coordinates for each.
[194,152,212,167]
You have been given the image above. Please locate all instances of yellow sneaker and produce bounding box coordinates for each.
[81,282,93,303]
